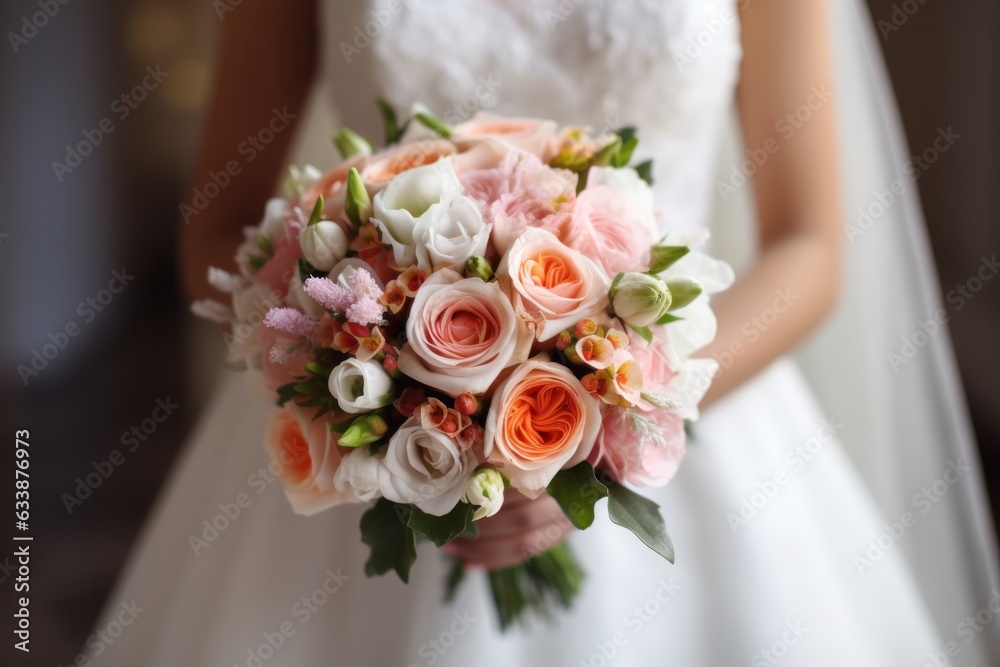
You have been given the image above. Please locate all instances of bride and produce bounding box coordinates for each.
[90,0,1000,664]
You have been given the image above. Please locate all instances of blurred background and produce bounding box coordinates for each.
[0,0,996,664]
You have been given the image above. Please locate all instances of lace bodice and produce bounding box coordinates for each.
[319,0,742,230]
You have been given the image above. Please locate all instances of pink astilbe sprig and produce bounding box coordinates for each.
[263,308,318,339]
[348,268,382,300]
[303,277,355,312]
[346,297,385,327]
[303,268,387,326]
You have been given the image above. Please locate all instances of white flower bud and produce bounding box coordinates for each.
[611,273,672,328]
[328,358,395,414]
[462,468,506,520]
[300,220,349,271]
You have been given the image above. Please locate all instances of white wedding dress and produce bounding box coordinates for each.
[89,1,1000,665]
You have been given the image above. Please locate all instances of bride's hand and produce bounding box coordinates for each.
[443,490,573,570]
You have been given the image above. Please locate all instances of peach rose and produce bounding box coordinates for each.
[398,269,528,396]
[360,139,458,188]
[497,228,610,341]
[263,406,355,515]
[452,112,556,157]
[484,355,602,494]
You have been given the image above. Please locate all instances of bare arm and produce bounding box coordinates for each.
[182,0,318,302]
[701,0,842,405]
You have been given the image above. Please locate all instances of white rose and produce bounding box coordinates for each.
[328,359,395,414]
[612,273,671,328]
[378,417,477,515]
[333,448,383,502]
[372,158,463,267]
[462,468,506,520]
[414,195,490,272]
[397,269,527,396]
[299,220,349,271]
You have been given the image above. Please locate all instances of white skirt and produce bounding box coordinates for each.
[87,357,959,667]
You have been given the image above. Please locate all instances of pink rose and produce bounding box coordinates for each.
[566,185,655,278]
[263,405,355,515]
[452,112,557,157]
[460,152,576,256]
[498,228,610,341]
[397,268,529,396]
[484,355,602,495]
[588,407,686,488]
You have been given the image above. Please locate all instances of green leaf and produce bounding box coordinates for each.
[610,136,638,168]
[275,382,299,407]
[648,245,689,273]
[607,483,674,563]
[665,279,703,311]
[654,312,684,325]
[546,462,608,529]
[407,502,476,547]
[297,258,324,282]
[630,324,653,344]
[608,272,625,299]
[332,127,374,160]
[360,498,418,583]
[414,112,452,138]
[614,125,637,144]
[634,159,654,185]
[376,98,401,144]
[444,557,466,602]
[345,167,371,230]
[247,254,268,271]
[306,195,324,227]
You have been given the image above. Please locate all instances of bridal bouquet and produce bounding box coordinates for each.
[195,102,732,628]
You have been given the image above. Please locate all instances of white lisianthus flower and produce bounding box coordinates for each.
[372,158,463,268]
[612,273,672,328]
[462,468,506,520]
[299,220,349,271]
[333,448,383,502]
[414,196,490,273]
[378,417,477,516]
[328,359,395,414]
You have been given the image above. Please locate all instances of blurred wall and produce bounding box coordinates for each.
[864,0,1000,518]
